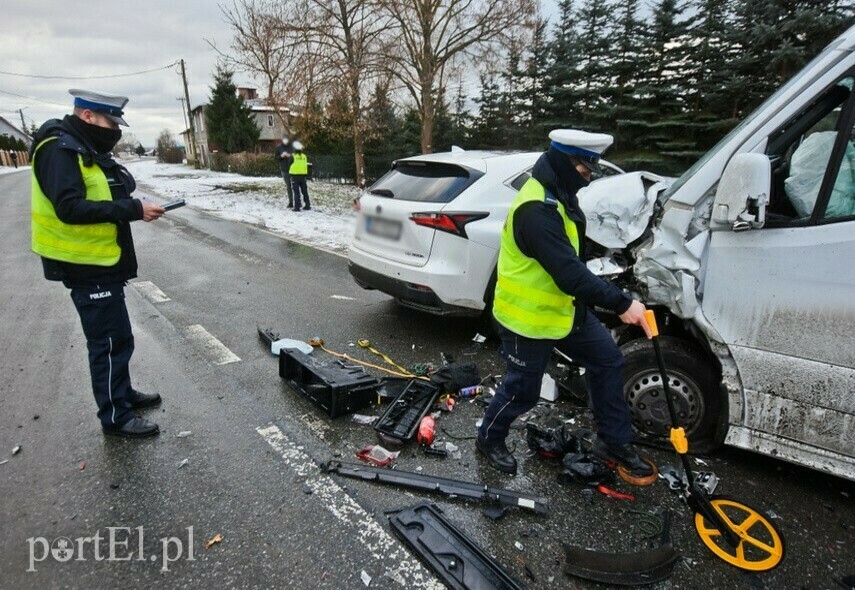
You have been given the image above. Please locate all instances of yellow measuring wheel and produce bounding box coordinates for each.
[643,310,785,572]
[694,496,784,571]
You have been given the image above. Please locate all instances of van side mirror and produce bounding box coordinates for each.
[711,153,771,231]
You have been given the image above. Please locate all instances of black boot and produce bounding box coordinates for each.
[592,436,655,478]
[476,436,517,474]
[128,390,162,409]
[103,417,160,439]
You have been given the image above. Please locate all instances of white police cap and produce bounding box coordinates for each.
[69,89,130,126]
[548,129,614,174]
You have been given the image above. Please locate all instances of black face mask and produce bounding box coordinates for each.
[69,115,123,154]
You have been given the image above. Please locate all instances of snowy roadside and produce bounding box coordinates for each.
[0,165,30,176]
[122,158,359,254]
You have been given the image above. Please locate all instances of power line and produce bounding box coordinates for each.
[0,88,67,107]
[0,62,179,80]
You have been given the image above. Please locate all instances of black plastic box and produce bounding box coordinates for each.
[374,379,440,442]
[279,349,379,418]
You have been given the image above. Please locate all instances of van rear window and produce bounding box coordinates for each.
[367,162,483,203]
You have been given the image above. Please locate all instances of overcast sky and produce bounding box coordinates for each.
[1,0,560,146]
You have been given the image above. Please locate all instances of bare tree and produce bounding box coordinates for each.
[299,0,389,187]
[378,0,535,153]
[210,0,301,132]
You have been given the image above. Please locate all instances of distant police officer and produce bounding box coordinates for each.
[477,129,655,477]
[275,135,294,208]
[289,141,311,211]
[30,89,165,438]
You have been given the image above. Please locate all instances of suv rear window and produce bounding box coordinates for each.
[367,162,483,203]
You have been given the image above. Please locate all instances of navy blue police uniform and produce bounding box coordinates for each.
[31,97,160,435]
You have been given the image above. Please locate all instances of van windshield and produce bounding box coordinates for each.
[661,37,846,201]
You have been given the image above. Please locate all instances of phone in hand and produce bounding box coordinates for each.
[162,199,186,211]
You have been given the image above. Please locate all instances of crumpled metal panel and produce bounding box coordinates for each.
[633,201,710,319]
[577,172,668,248]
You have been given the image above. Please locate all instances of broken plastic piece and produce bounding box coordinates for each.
[12,445,21,455]
[351,414,377,426]
[482,506,508,521]
[563,543,679,586]
[204,533,223,550]
[374,380,440,441]
[597,484,635,501]
[360,570,372,587]
[176,431,193,438]
[271,338,314,356]
[356,445,399,467]
[514,541,524,551]
[177,458,189,469]
[389,503,526,590]
[561,452,613,486]
[472,333,487,343]
[324,461,548,515]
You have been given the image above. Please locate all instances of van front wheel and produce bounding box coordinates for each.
[620,337,721,453]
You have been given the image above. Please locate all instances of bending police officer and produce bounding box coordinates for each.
[477,129,655,478]
[30,89,165,438]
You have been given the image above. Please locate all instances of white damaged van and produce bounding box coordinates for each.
[582,25,855,480]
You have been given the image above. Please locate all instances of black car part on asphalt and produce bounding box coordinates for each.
[322,461,549,515]
[374,379,440,443]
[562,543,680,586]
[279,349,379,418]
[389,502,527,590]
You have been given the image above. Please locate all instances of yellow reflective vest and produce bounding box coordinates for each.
[492,177,580,340]
[31,137,121,266]
[289,152,308,175]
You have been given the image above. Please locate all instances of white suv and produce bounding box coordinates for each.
[348,150,623,318]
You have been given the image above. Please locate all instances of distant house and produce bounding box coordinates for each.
[0,116,32,147]
[186,87,299,168]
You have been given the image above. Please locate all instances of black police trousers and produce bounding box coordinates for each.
[69,283,135,428]
[479,310,632,446]
[291,175,310,210]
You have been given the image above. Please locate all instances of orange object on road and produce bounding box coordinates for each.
[417,416,436,446]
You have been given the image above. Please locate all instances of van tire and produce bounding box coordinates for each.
[620,337,722,453]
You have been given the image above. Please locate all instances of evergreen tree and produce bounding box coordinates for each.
[135,144,145,157]
[685,0,736,149]
[205,67,260,154]
[630,0,696,172]
[519,16,551,147]
[448,81,472,149]
[471,71,507,149]
[364,80,405,181]
[607,0,647,152]
[542,0,583,130]
[573,0,617,131]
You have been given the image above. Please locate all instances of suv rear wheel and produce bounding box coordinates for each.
[620,337,722,453]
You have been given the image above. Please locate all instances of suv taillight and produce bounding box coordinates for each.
[409,212,488,238]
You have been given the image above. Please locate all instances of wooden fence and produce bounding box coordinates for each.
[0,150,29,168]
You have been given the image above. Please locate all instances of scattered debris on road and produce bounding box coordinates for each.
[176,431,193,438]
[204,533,223,550]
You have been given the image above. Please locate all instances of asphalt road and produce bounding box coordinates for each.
[1,168,853,590]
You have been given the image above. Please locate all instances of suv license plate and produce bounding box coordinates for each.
[366,217,402,240]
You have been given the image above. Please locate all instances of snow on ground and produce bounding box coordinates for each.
[0,165,30,176]
[123,158,359,254]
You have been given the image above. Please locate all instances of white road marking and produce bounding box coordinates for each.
[330,295,356,301]
[132,280,171,303]
[184,325,241,365]
[256,424,442,589]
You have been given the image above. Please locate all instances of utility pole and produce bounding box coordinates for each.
[179,59,200,169]
[18,108,26,132]
[177,97,188,131]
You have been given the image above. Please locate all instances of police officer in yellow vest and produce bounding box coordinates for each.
[477,129,655,477]
[30,90,165,438]
[289,140,311,211]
